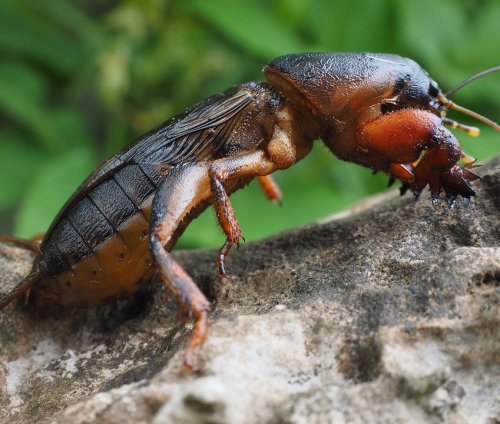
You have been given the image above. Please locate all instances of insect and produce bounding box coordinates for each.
[0,53,498,370]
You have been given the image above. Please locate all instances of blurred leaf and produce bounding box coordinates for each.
[0,62,66,152]
[97,40,132,106]
[308,0,393,51]
[452,0,500,67]
[303,0,338,48]
[0,61,46,102]
[0,0,85,73]
[394,0,464,65]
[30,0,99,40]
[51,108,93,149]
[276,0,309,30]
[0,133,46,209]
[15,146,97,238]
[191,0,309,59]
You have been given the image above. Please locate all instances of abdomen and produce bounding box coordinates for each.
[35,163,164,306]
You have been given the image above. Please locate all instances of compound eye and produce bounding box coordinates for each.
[381,101,399,114]
[428,80,440,97]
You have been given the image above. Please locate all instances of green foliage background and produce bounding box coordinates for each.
[0,0,498,248]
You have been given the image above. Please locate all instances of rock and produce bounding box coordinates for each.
[0,157,499,424]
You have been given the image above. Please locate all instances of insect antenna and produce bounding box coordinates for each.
[438,66,500,134]
[439,95,500,133]
[445,66,500,97]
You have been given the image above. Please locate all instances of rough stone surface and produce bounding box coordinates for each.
[0,157,499,424]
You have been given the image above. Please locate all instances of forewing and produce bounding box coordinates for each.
[123,87,254,165]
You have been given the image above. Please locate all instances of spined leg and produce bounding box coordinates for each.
[149,151,283,369]
[150,163,212,370]
[358,109,478,200]
[150,235,210,370]
[211,174,283,277]
[209,170,243,277]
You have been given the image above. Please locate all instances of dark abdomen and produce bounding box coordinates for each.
[36,163,165,306]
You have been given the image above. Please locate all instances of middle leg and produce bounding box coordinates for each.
[209,169,244,277]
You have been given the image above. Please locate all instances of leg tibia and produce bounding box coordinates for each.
[150,235,210,371]
[149,162,213,370]
[257,175,282,203]
[209,170,243,277]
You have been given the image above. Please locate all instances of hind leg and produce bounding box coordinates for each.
[149,151,281,369]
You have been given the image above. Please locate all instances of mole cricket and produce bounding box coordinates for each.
[1,53,498,370]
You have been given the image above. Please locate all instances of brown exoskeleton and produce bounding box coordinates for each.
[1,53,498,370]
